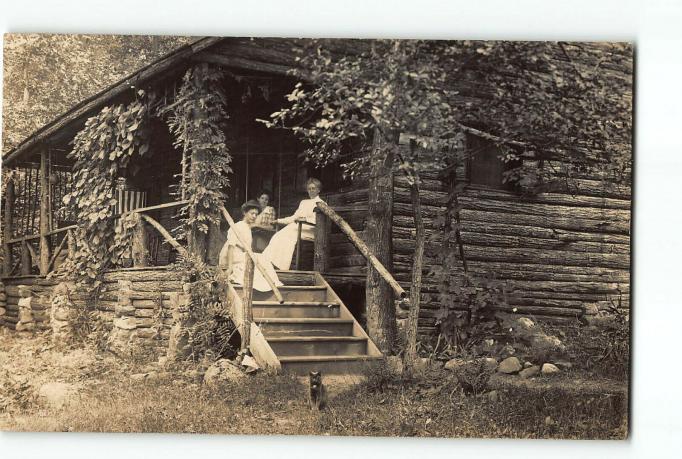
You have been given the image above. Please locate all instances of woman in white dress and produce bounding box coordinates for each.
[262,178,324,270]
[219,200,283,292]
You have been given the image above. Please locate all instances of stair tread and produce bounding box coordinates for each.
[257,318,353,323]
[253,301,339,306]
[278,355,383,363]
[234,285,326,290]
[266,336,367,342]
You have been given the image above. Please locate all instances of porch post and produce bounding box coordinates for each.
[313,207,330,273]
[2,175,16,276]
[39,147,51,275]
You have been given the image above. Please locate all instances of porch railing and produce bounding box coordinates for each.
[313,201,407,300]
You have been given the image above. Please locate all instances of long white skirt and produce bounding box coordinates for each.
[262,222,315,270]
[230,253,283,292]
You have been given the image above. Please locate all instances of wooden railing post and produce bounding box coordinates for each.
[241,255,255,351]
[131,213,149,267]
[20,240,31,275]
[38,148,51,275]
[295,221,303,270]
[313,208,330,273]
[2,175,15,276]
[66,228,76,260]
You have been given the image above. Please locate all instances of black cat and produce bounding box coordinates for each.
[308,370,328,410]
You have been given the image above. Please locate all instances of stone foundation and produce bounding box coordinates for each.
[1,268,191,359]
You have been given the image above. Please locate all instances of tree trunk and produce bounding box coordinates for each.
[365,130,397,353]
[403,178,424,376]
[188,149,209,262]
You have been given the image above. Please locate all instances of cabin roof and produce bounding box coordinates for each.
[2,36,225,167]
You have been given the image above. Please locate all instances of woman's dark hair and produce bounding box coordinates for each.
[241,199,261,215]
[257,189,272,199]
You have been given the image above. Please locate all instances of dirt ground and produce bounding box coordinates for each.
[0,329,628,438]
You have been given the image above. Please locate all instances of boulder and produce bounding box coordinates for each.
[530,333,565,352]
[554,360,573,370]
[541,363,560,375]
[204,359,246,387]
[519,365,540,379]
[38,382,77,409]
[498,357,522,374]
[515,317,536,330]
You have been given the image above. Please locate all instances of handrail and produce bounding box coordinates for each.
[219,206,284,304]
[316,201,407,300]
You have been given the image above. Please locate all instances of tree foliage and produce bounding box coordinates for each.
[157,63,233,246]
[59,97,150,284]
[2,33,193,154]
[263,38,632,364]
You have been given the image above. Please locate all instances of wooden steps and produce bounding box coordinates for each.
[228,270,383,375]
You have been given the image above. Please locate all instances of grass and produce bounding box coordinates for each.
[4,367,627,438]
[0,331,627,439]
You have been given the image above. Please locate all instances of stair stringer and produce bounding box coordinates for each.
[226,283,281,373]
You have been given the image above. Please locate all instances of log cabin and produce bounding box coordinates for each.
[0,37,631,372]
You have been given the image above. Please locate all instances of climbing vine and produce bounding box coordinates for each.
[158,63,232,253]
[60,94,150,285]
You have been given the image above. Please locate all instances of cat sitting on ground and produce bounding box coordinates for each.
[308,370,328,410]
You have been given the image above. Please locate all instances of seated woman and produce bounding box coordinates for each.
[253,189,276,229]
[219,199,283,292]
[262,178,324,270]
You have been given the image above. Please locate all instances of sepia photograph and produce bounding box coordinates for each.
[0,33,632,440]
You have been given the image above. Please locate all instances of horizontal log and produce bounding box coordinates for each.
[102,268,186,283]
[459,187,631,210]
[394,189,448,207]
[326,188,369,206]
[457,196,631,225]
[394,206,630,235]
[131,299,173,309]
[458,232,630,255]
[394,176,448,192]
[428,221,630,245]
[392,239,630,270]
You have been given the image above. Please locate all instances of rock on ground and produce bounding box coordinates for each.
[519,365,540,379]
[498,357,522,374]
[204,359,246,387]
[541,363,560,375]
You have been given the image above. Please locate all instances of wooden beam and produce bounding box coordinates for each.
[192,52,300,78]
[138,213,190,260]
[39,148,51,275]
[2,176,16,275]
